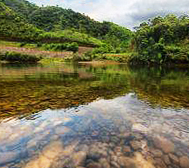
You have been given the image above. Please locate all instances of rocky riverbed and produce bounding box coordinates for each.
[0,93,189,168]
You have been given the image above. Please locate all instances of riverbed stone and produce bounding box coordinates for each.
[134,152,156,168]
[86,162,102,168]
[101,135,110,142]
[110,136,119,144]
[151,149,163,157]
[130,140,141,150]
[119,126,127,133]
[132,123,148,133]
[118,156,137,168]
[87,150,101,161]
[123,146,131,153]
[25,155,50,168]
[153,136,175,153]
[72,151,87,166]
[168,153,179,164]
[110,155,118,162]
[154,158,167,168]
[110,161,120,168]
[133,133,144,140]
[99,158,110,168]
[179,156,189,168]
[54,126,70,135]
[114,146,122,153]
[118,132,130,139]
[0,151,18,165]
[25,140,64,168]
[163,154,171,165]
[42,140,63,159]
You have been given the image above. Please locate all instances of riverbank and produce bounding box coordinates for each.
[0,41,132,63]
[1,40,189,66]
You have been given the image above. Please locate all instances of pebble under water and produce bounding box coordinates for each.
[0,63,189,168]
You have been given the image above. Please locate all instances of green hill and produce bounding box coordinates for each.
[1,0,132,51]
[1,0,37,19]
[27,6,132,50]
[0,1,103,46]
[0,2,42,42]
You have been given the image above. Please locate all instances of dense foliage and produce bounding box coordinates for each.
[0,0,132,51]
[0,2,102,46]
[0,51,41,62]
[1,0,37,20]
[2,0,189,64]
[0,2,43,41]
[133,14,189,64]
[26,5,132,49]
[43,42,79,53]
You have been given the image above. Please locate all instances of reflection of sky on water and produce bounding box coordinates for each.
[0,93,189,166]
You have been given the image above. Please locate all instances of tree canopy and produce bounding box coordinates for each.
[0,0,132,51]
[133,14,189,64]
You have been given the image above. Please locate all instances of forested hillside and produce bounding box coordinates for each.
[0,0,132,51]
[1,0,37,20]
[1,0,189,64]
[133,14,189,64]
[0,1,103,46]
[0,2,42,41]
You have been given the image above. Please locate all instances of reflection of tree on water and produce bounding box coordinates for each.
[0,65,130,118]
[129,66,189,108]
[0,63,189,119]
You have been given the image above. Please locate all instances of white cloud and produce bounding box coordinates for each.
[29,0,189,29]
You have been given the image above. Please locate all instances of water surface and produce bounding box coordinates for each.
[0,63,189,168]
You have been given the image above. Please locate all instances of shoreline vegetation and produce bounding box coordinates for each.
[0,0,189,65]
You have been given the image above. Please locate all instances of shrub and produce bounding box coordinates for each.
[66,42,79,53]
[43,42,79,52]
[0,51,42,63]
[36,42,42,47]
[92,44,114,54]
[19,42,27,47]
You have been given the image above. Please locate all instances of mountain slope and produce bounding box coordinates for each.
[0,0,37,19]
[1,0,132,50]
[0,2,103,46]
[0,2,42,41]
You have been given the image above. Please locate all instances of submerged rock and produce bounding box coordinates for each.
[168,153,179,165]
[118,156,137,168]
[163,154,171,165]
[123,146,131,153]
[99,158,110,168]
[151,149,163,157]
[25,140,64,168]
[179,156,189,168]
[72,151,87,166]
[130,140,142,150]
[132,123,148,133]
[154,157,167,168]
[153,136,174,153]
[0,151,18,165]
[86,162,102,168]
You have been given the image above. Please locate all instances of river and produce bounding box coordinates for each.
[0,62,189,168]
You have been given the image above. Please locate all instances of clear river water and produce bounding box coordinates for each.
[0,62,189,168]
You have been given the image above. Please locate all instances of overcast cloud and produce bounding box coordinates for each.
[29,0,189,29]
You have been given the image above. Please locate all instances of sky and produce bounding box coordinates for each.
[29,0,189,29]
